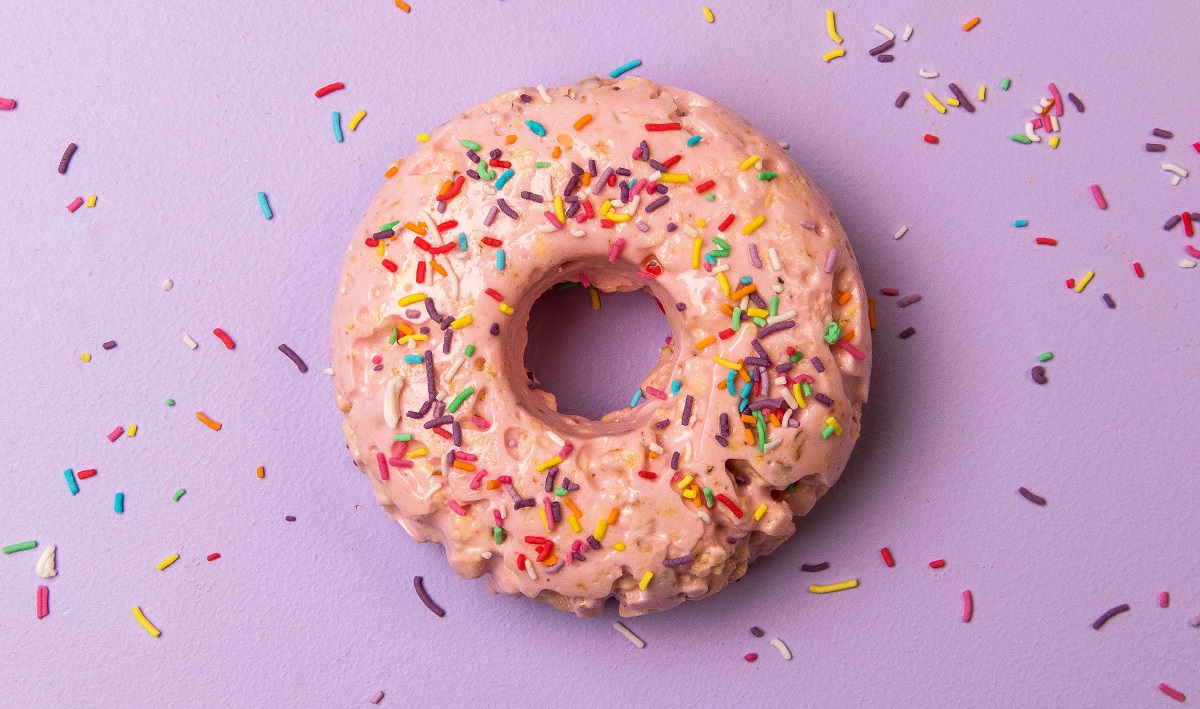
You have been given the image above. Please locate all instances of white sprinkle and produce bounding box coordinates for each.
[894,226,908,240]
[525,560,538,580]
[570,228,586,237]
[781,408,794,427]
[442,356,465,384]
[770,638,793,660]
[545,430,565,446]
[710,263,730,274]
[161,279,173,291]
[697,509,712,523]
[1181,259,1196,269]
[420,482,442,500]
[383,376,404,428]
[777,141,790,149]
[647,441,664,455]
[763,437,782,452]
[873,24,895,39]
[767,247,782,270]
[35,545,57,579]
[1163,163,1189,178]
[648,170,663,182]
[480,551,492,559]
[1024,122,1041,142]
[182,334,198,350]
[1039,97,1053,108]
[626,194,641,216]
[902,25,913,40]
[918,69,939,78]
[767,310,797,325]
[1172,176,1182,186]
[324,368,334,376]
[781,386,799,410]
[613,621,646,648]
[536,84,552,104]
[1049,115,1060,132]
[772,284,784,294]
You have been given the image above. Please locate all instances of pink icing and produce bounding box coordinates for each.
[331,77,871,617]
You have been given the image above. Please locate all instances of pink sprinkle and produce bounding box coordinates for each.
[644,387,667,400]
[67,196,84,212]
[37,585,49,619]
[1031,117,1043,130]
[632,146,643,160]
[1185,244,1200,259]
[493,509,503,526]
[609,238,625,262]
[558,442,574,459]
[543,496,555,531]
[497,475,512,484]
[1047,83,1064,117]
[744,653,758,662]
[637,270,656,279]
[1159,591,1170,608]
[962,589,974,622]
[824,249,837,273]
[544,211,564,229]
[0,97,16,110]
[1090,184,1107,209]
[455,450,478,462]
[571,539,583,552]
[107,426,124,442]
[469,469,488,490]
[579,273,591,288]
[376,451,389,481]
[470,415,491,430]
[630,178,647,196]
[392,460,414,468]
[838,339,866,361]
[447,499,467,516]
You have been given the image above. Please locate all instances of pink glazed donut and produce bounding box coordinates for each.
[331,77,871,617]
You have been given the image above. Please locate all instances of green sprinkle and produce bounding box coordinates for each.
[553,487,568,497]
[115,492,125,514]
[705,193,715,201]
[165,398,175,406]
[172,488,186,502]
[712,237,730,250]
[1010,134,1032,144]
[534,161,551,168]
[380,220,399,231]
[1001,77,1011,90]
[755,412,767,452]
[752,316,768,328]
[731,307,742,331]
[395,433,413,442]
[447,386,475,414]
[388,326,399,345]
[1014,219,1028,227]
[465,344,476,357]
[524,120,547,137]
[758,171,777,180]
[2,541,37,554]
[702,487,715,507]
[801,381,812,397]
[821,425,836,439]
[770,295,779,317]
[790,352,803,363]
[1038,352,1054,362]
[64,469,78,495]
[687,135,702,147]
[459,139,482,151]
[824,322,842,344]
[477,164,495,180]
[493,526,504,545]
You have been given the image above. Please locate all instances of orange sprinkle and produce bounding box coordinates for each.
[430,260,447,277]
[196,411,222,431]
[738,367,751,382]
[741,414,757,424]
[541,554,558,566]
[485,480,500,490]
[394,0,411,11]
[769,412,780,426]
[690,484,702,507]
[396,321,415,336]
[607,508,620,525]
[843,329,855,341]
[256,466,264,479]
[695,335,716,351]
[962,16,980,31]
[505,134,517,144]
[573,114,593,130]
[384,165,399,178]
[563,497,582,518]
[729,284,757,300]
[551,146,562,158]
[452,459,475,472]
[744,428,755,446]
[406,221,427,235]
[868,298,876,330]
[437,179,453,196]
[719,303,734,315]
[836,291,852,305]
[581,172,591,186]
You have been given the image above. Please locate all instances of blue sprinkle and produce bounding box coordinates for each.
[1014,219,1028,227]
[458,232,467,251]
[725,370,736,394]
[114,492,125,514]
[497,249,505,270]
[64,469,78,496]
[739,382,753,398]
[525,120,547,137]
[257,192,273,220]
[740,276,752,284]
[404,354,424,364]
[332,111,344,143]
[670,379,682,396]
[704,253,716,265]
[495,169,515,190]
[609,59,642,78]
[630,389,643,407]
[686,135,702,147]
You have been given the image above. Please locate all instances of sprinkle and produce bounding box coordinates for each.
[58,143,78,174]
[64,469,79,495]
[348,110,366,131]
[1089,184,1107,209]
[645,122,682,132]
[613,621,646,648]
[35,545,57,577]
[1160,685,1186,703]
[810,579,858,594]
[524,120,547,137]
[1074,270,1094,293]
[257,192,273,219]
[213,328,235,349]
[156,553,180,571]
[962,590,974,622]
[924,134,939,144]
[132,606,161,637]
[172,488,186,502]
[1031,366,1049,385]
[332,112,344,142]
[822,48,846,62]
[67,196,83,212]
[1102,293,1116,309]
[898,326,916,339]
[743,216,765,234]
[2,540,37,554]
[1153,128,1174,139]
[894,226,908,240]
[825,10,843,43]
[0,97,15,110]
[1092,603,1131,630]
[1163,163,1189,178]
[314,82,344,98]
[880,547,895,567]
[919,69,940,79]
[1011,134,1032,145]
[495,169,515,190]
[370,691,385,704]
[703,6,715,22]
[802,562,829,572]
[824,249,838,273]
[37,585,49,619]
[638,571,654,591]
[182,334,198,350]
[447,386,475,413]
[930,559,946,569]
[925,92,946,113]
[413,576,445,617]
[1159,592,1170,608]
[1018,487,1047,506]
[609,59,642,78]
[277,344,308,373]
[1001,78,1012,90]
[753,503,768,521]
[573,114,593,130]
[196,411,222,431]
[77,468,97,480]
[895,91,910,108]
[745,653,758,662]
[897,293,922,308]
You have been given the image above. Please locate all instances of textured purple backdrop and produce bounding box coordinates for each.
[3,1,1199,707]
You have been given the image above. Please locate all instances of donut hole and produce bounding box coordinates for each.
[522,283,671,421]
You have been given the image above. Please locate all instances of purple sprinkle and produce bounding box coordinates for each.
[587,159,597,176]
[419,326,430,335]
[719,412,730,437]
[648,159,668,172]
[656,183,667,194]
[570,162,584,175]
[868,38,894,56]
[452,421,462,446]
[406,309,421,319]
[442,328,453,354]
[877,54,894,62]
[948,83,975,113]
[550,501,561,523]
[483,205,498,226]
[635,220,649,232]
[750,627,764,638]
[682,394,694,426]
[587,536,601,550]
[372,229,395,239]
[715,435,728,447]
[497,199,518,219]
[748,244,762,268]
[435,200,446,214]
[545,467,558,492]
[566,202,581,219]
[756,319,795,339]
[466,169,480,180]
[425,297,442,321]
[466,150,480,163]
[424,415,453,429]
[663,555,694,568]
[814,393,834,406]
[824,249,838,273]
[895,91,910,108]
[645,195,669,212]
[638,142,649,162]
[513,497,535,510]
[675,302,686,311]
[572,551,585,562]
[897,293,922,308]
[1164,215,1181,231]
[743,356,771,368]
[564,174,580,196]
[489,323,500,336]
[1067,92,1085,112]
[811,356,825,373]
[898,326,916,339]
[545,560,564,574]
[489,149,502,159]
[520,191,544,203]
[102,340,117,350]
[787,418,800,428]
[373,364,384,371]
[670,451,680,470]
[665,223,677,232]
[446,450,455,468]
[519,94,532,103]
[1102,293,1116,309]
[748,398,783,411]
[1152,128,1174,139]
[566,479,578,492]
[801,562,829,572]
[654,418,671,429]
[424,350,436,400]
[593,167,613,194]
[776,361,794,373]
[431,400,446,419]
[1145,143,1166,153]
[616,166,632,177]
[748,290,767,309]
[620,181,630,203]
[1031,365,1049,385]
[751,339,770,362]
[503,483,522,503]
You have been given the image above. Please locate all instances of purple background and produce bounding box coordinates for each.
[3,1,1199,706]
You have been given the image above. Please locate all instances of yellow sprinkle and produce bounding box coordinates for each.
[80,352,91,363]
[945,96,961,107]
[399,292,426,306]
[810,579,859,594]
[822,48,846,62]
[540,507,550,532]
[682,488,697,498]
[408,447,428,458]
[568,514,581,533]
[614,542,626,551]
[793,383,806,407]
[127,424,137,437]
[660,173,690,183]
[925,92,947,114]
[696,218,707,228]
[1074,270,1095,293]
[753,503,768,521]
[746,307,769,318]
[590,287,601,310]
[498,302,514,315]
[600,200,612,215]
[695,335,715,351]
[978,85,987,101]
[703,6,714,22]
[156,553,179,571]
[594,520,608,541]
[826,9,843,43]
[712,356,742,371]
[450,314,473,329]
[692,237,703,269]
[132,606,161,638]
[739,155,760,171]
[536,456,563,472]
[638,571,653,591]
[416,133,430,142]
[1049,135,1060,149]
[716,271,730,296]
[348,110,366,131]
[377,242,386,257]
[554,195,565,223]
[742,216,765,235]
[607,508,619,524]
[677,475,694,490]
[607,213,631,222]
[86,195,97,208]
[256,466,265,479]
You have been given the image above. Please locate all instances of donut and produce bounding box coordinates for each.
[330,76,871,617]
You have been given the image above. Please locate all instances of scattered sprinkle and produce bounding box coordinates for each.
[2,540,37,554]
[801,562,830,572]
[770,638,792,660]
[58,143,78,174]
[825,10,843,44]
[809,579,858,594]
[132,606,161,638]
[314,82,344,98]
[1018,487,1047,506]
[196,411,222,431]
[278,344,308,373]
[1092,603,1131,630]
[609,59,642,79]
[1159,684,1186,703]
[257,192,273,219]
[413,576,445,617]
[962,16,980,31]
[703,6,714,22]
[613,621,646,648]
[962,590,974,622]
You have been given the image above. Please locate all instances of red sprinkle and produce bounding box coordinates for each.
[637,470,658,480]
[744,653,758,662]
[481,236,503,247]
[76,469,97,480]
[314,82,345,98]
[930,559,946,569]
[662,155,682,168]
[381,259,398,273]
[213,328,235,349]
[1183,211,1194,237]
[206,553,221,562]
[1159,684,1186,702]
[1035,237,1058,245]
[415,262,426,283]
[0,97,16,110]
[694,179,715,194]
[600,218,615,228]
[715,493,744,519]
[414,236,434,251]
[66,197,84,212]
[718,328,735,340]
[488,159,511,168]
[880,547,895,567]
[923,133,939,144]
[718,214,736,231]
[645,122,682,131]
[1133,262,1144,278]
[524,536,550,545]
[484,288,504,301]
[516,553,527,571]
[880,288,899,296]
[430,426,452,440]
[1194,142,1200,154]
[436,175,465,202]
[1065,278,1076,289]
[436,220,457,233]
